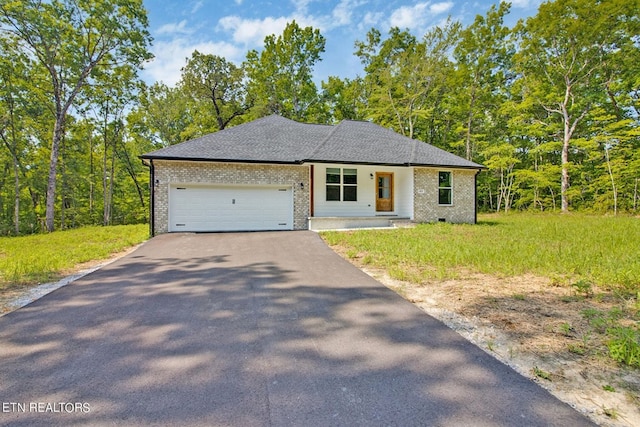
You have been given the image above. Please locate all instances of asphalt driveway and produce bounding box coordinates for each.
[0,231,593,426]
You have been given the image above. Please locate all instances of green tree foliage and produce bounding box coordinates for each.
[355,24,460,142]
[0,40,37,234]
[320,76,368,123]
[245,21,325,122]
[514,0,640,212]
[453,2,513,161]
[0,0,152,231]
[1,1,639,235]
[452,2,517,211]
[180,51,251,132]
[128,83,192,149]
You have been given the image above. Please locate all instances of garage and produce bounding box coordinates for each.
[168,184,294,232]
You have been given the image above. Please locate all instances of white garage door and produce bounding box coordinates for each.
[169,184,294,232]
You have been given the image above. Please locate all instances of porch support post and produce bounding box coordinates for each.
[310,164,314,217]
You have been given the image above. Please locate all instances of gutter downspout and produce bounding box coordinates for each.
[474,169,480,224]
[150,160,155,236]
[142,159,155,237]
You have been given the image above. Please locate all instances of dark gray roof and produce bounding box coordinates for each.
[141,115,483,169]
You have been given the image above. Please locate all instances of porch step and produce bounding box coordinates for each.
[308,216,411,231]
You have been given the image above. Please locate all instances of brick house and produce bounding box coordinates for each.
[140,115,483,234]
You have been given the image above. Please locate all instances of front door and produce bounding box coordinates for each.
[376,172,393,212]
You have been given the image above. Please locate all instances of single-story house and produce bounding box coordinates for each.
[140,115,483,234]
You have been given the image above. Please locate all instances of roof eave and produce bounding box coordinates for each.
[304,159,408,167]
[138,155,485,170]
[408,162,486,170]
[306,159,485,169]
[137,155,304,165]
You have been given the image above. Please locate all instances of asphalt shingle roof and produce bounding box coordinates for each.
[141,115,483,169]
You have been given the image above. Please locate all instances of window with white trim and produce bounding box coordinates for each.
[438,171,452,205]
[326,168,357,201]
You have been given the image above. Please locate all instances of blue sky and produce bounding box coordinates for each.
[141,0,543,86]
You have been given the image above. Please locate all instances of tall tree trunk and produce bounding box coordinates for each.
[0,75,23,234]
[604,147,617,215]
[558,83,589,213]
[102,128,111,226]
[465,83,477,161]
[561,129,570,213]
[45,115,64,232]
[8,102,20,235]
[13,153,19,234]
[1,135,21,235]
[117,139,145,208]
[634,178,638,212]
[89,128,95,220]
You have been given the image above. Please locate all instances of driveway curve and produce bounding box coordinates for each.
[0,231,593,426]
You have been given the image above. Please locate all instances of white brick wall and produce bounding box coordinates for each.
[152,160,309,234]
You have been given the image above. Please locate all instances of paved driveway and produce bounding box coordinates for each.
[0,231,593,426]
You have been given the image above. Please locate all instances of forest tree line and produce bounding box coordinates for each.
[0,0,639,235]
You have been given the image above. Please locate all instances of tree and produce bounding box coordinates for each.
[84,66,140,225]
[320,76,368,123]
[128,82,192,148]
[514,0,639,212]
[0,0,152,231]
[181,51,251,131]
[355,23,460,144]
[453,1,513,161]
[0,36,48,234]
[245,21,325,121]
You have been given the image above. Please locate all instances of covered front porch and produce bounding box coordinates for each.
[308,215,414,231]
[307,163,415,230]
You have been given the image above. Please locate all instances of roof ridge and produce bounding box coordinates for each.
[409,138,418,165]
[304,120,341,161]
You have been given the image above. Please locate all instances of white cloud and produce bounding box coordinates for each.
[332,0,367,26]
[389,1,453,30]
[291,0,313,14]
[510,0,542,8]
[217,15,291,47]
[390,3,428,29]
[360,11,384,30]
[217,9,340,48]
[142,39,242,86]
[332,1,353,26]
[156,20,191,36]
[216,0,367,48]
[190,1,203,14]
[430,2,453,15]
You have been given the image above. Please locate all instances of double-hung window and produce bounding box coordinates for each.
[326,168,357,201]
[438,171,452,205]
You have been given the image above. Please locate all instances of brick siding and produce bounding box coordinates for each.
[413,168,477,224]
[152,160,310,234]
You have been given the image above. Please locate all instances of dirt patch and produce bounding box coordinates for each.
[329,245,640,427]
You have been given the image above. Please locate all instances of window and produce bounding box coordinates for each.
[326,168,341,201]
[438,171,452,205]
[343,169,357,201]
[326,168,357,201]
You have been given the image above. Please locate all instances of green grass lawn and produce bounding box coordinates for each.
[0,224,149,289]
[321,213,640,294]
